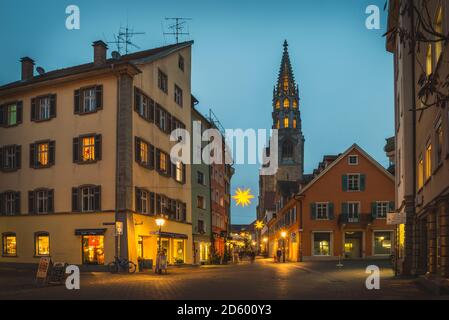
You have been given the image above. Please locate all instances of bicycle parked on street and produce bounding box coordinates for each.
[108,256,137,274]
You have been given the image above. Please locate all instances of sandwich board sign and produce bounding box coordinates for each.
[36,257,52,285]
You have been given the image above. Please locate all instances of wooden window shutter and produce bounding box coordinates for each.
[15,145,21,169]
[341,202,348,220]
[14,192,20,215]
[166,113,172,133]
[371,202,377,219]
[47,189,54,213]
[342,175,348,191]
[72,187,80,212]
[28,191,36,214]
[389,201,395,212]
[0,147,3,169]
[150,192,155,215]
[0,193,4,215]
[29,143,36,168]
[149,145,155,169]
[360,174,366,191]
[95,135,102,160]
[94,186,101,211]
[155,105,161,127]
[73,137,80,163]
[31,98,37,121]
[135,188,142,212]
[50,94,57,118]
[134,88,141,112]
[135,137,141,163]
[149,99,155,122]
[328,202,334,220]
[310,203,316,220]
[0,105,4,126]
[49,141,56,165]
[156,149,161,171]
[16,101,23,124]
[96,85,103,110]
[74,89,81,114]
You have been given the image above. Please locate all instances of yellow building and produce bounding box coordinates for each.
[0,40,194,268]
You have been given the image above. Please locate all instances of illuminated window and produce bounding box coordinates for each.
[35,232,50,256]
[283,75,289,91]
[82,235,104,265]
[293,100,298,108]
[37,142,49,166]
[425,143,432,180]
[159,151,167,173]
[140,141,148,164]
[2,233,17,256]
[7,104,17,126]
[426,44,433,76]
[293,118,297,128]
[374,231,392,255]
[435,7,444,61]
[275,100,280,109]
[313,232,331,256]
[82,137,95,162]
[284,117,289,128]
[418,157,424,189]
[276,119,280,129]
[283,98,290,108]
[176,161,184,183]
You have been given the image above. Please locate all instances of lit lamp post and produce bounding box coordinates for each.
[155,216,166,274]
[155,217,166,254]
[281,231,287,263]
[263,237,268,257]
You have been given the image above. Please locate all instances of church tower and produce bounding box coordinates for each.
[272,40,305,182]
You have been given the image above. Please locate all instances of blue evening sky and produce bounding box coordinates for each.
[0,0,393,225]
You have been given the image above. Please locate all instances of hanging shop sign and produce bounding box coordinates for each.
[387,212,406,225]
[115,221,124,236]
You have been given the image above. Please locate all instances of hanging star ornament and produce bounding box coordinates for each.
[232,188,255,207]
[255,220,265,230]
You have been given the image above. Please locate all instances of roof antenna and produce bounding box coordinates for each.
[163,17,192,44]
[107,23,145,55]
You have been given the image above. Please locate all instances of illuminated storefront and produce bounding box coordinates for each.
[35,232,50,256]
[373,231,393,256]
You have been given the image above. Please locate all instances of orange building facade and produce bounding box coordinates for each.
[267,144,396,261]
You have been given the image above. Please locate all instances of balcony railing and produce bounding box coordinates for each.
[338,213,373,225]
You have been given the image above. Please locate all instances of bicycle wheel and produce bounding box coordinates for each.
[108,262,119,273]
[128,262,137,274]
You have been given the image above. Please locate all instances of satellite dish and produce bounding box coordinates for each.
[111,51,121,60]
[36,67,45,75]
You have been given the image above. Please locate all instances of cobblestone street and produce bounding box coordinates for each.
[0,259,444,300]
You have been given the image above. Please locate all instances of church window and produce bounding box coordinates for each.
[283,75,289,91]
[276,119,280,129]
[282,140,293,159]
[293,118,297,129]
[283,98,289,108]
[284,117,289,128]
[293,100,298,108]
[276,100,280,109]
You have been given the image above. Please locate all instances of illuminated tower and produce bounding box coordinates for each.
[272,40,304,182]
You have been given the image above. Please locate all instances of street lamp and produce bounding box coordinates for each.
[281,231,287,263]
[155,217,166,254]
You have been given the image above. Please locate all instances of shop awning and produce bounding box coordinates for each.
[151,231,188,239]
[75,228,107,236]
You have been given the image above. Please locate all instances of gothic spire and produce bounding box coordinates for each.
[276,40,297,96]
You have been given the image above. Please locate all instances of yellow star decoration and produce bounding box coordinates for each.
[255,220,265,230]
[232,188,255,207]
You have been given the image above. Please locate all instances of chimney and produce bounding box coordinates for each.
[92,40,108,65]
[20,57,35,81]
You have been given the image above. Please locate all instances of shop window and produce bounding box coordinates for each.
[82,235,104,265]
[174,239,185,264]
[137,236,144,259]
[35,232,50,256]
[2,233,17,256]
[313,232,331,256]
[374,232,392,255]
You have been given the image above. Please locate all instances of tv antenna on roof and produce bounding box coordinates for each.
[163,17,192,44]
[107,24,145,55]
